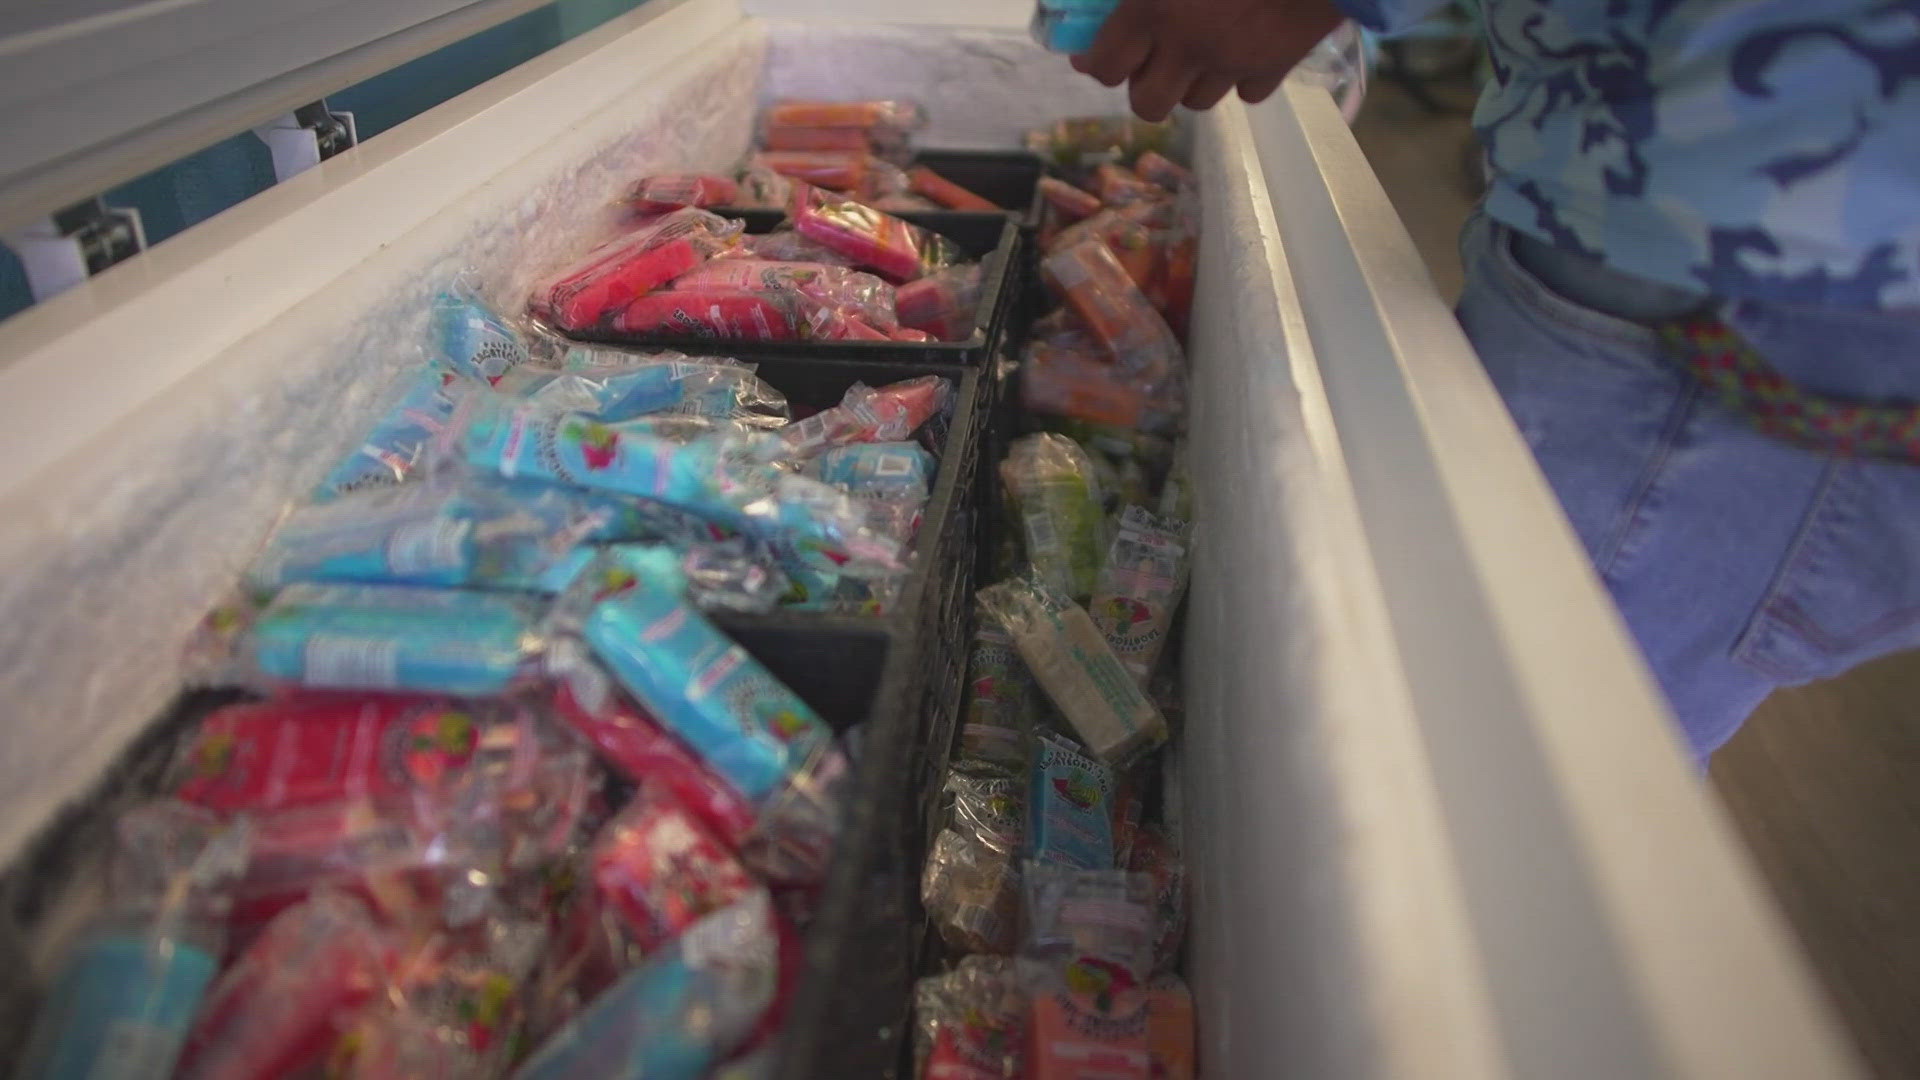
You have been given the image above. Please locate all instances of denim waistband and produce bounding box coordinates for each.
[1509,231,1708,325]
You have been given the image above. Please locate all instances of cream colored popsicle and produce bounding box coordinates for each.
[978,576,1168,765]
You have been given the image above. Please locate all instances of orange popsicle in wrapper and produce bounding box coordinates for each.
[766,99,926,133]
[1050,210,1155,292]
[908,166,1003,212]
[1041,239,1184,389]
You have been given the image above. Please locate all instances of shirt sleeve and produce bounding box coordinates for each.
[1331,0,1459,36]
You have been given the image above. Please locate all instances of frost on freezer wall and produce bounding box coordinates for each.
[0,27,767,879]
[763,20,1129,148]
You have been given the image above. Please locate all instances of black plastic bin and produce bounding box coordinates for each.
[910,150,1046,229]
[567,212,1023,368]
[0,359,990,1080]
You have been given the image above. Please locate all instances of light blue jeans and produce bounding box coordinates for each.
[1456,211,1920,762]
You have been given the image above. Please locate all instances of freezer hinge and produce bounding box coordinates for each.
[3,197,147,303]
[254,101,359,181]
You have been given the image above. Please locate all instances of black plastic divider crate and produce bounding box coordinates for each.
[909,150,1045,229]
[763,356,987,1080]
[0,361,989,1080]
[569,213,1022,367]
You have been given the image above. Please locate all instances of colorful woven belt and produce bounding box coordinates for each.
[1659,314,1920,462]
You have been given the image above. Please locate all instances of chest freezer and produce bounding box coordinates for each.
[0,1,1865,1076]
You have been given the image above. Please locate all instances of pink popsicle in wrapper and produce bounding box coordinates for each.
[896,264,983,342]
[780,375,953,459]
[176,892,393,1080]
[590,787,761,955]
[790,184,964,284]
[626,174,741,214]
[613,289,801,341]
[670,259,898,330]
[534,209,744,331]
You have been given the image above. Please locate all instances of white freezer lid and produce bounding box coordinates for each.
[0,3,1866,1077]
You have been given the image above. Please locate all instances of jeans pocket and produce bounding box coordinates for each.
[1468,213,1667,355]
[1735,458,1920,685]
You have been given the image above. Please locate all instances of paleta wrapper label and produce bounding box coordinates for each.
[1088,506,1192,687]
[979,577,1168,766]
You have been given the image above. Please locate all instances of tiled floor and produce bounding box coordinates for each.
[1351,75,1920,1079]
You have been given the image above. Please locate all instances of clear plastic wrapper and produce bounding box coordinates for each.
[1050,209,1154,291]
[734,162,796,210]
[763,100,926,140]
[978,577,1169,766]
[1088,507,1193,686]
[531,209,747,332]
[922,774,1026,955]
[752,150,879,193]
[611,288,802,341]
[539,539,788,614]
[744,229,852,266]
[1158,439,1193,523]
[895,264,983,342]
[809,441,937,499]
[789,185,966,284]
[1109,769,1144,869]
[1025,116,1178,176]
[874,192,942,214]
[590,786,762,955]
[177,891,395,1080]
[315,367,473,501]
[175,694,593,930]
[1131,152,1193,194]
[554,681,759,849]
[1147,973,1196,1080]
[332,914,549,1080]
[913,956,1027,1080]
[1025,734,1115,870]
[173,692,505,813]
[780,376,953,460]
[15,803,248,1080]
[561,574,845,885]
[760,123,877,153]
[494,354,789,427]
[246,478,611,595]
[1021,340,1153,432]
[444,393,902,572]
[1090,162,1163,207]
[1030,307,1100,353]
[578,576,831,807]
[625,174,740,215]
[432,286,535,383]
[956,614,1038,776]
[1019,865,1157,1080]
[223,583,545,696]
[907,166,1002,212]
[1000,433,1105,600]
[778,567,907,615]
[669,259,899,331]
[1038,177,1103,226]
[1042,239,1184,388]
[510,892,779,1080]
[1127,825,1187,974]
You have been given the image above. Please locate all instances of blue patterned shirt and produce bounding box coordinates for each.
[1341,0,1920,309]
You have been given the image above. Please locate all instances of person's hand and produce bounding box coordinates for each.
[1071,0,1346,121]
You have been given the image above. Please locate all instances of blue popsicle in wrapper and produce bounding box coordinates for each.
[244,582,543,696]
[1032,0,1119,53]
